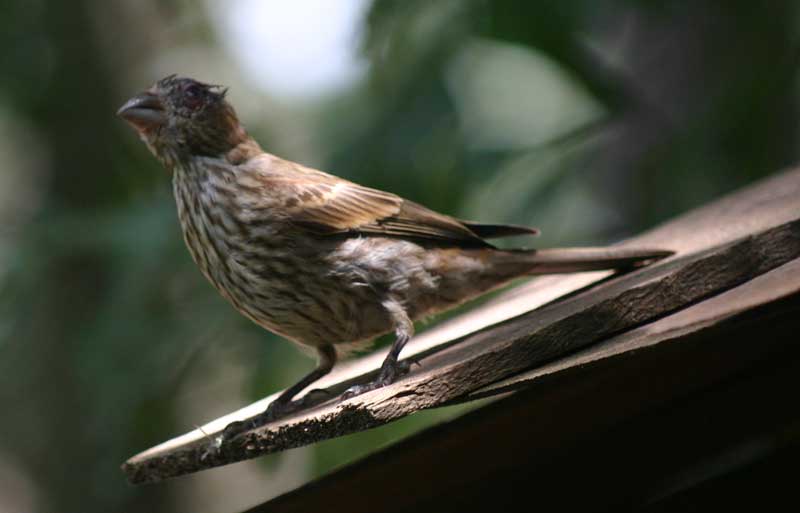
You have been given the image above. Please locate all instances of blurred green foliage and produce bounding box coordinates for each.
[0,0,798,512]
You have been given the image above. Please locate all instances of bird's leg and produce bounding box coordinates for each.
[218,345,336,443]
[342,303,415,399]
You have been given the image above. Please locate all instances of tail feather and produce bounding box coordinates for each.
[509,247,674,274]
[463,222,540,239]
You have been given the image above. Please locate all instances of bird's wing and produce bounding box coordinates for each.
[261,166,535,247]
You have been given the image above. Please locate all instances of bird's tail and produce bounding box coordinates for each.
[416,246,673,320]
[500,246,673,274]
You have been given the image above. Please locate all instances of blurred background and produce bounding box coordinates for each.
[0,0,798,511]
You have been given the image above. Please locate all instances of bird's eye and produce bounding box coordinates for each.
[183,83,204,110]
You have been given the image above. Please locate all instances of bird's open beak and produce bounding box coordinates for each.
[117,92,166,132]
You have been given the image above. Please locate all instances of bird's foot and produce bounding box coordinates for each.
[340,381,383,401]
[302,387,335,404]
[340,358,417,401]
[211,398,300,451]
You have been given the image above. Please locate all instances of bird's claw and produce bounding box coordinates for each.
[340,357,418,401]
[220,418,257,443]
[340,382,382,400]
[200,418,256,460]
[209,398,299,451]
[405,354,423,369]
[303,387,335,403]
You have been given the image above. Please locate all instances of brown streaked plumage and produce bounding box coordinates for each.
[118,76,672,440]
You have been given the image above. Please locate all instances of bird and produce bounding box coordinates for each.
[118,75,671,439]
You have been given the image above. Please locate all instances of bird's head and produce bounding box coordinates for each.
[118,75,249,165]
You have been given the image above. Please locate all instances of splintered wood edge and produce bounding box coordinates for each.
[123,217,800,483]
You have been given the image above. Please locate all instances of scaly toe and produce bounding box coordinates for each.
[340,382,382,401]
[395,359,413,376]
[301,387,334,404]
[214,400,298,447]
[211,419,256,450]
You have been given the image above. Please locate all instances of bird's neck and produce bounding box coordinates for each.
[224,136,263,166]
[170,135,261,204]
[152,131,263,173]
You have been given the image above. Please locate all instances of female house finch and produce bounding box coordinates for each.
[118,76,670,436]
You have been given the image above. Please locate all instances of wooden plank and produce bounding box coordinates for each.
[122,167,800,483]
[465,253,800,400]
[250,259,800,513]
